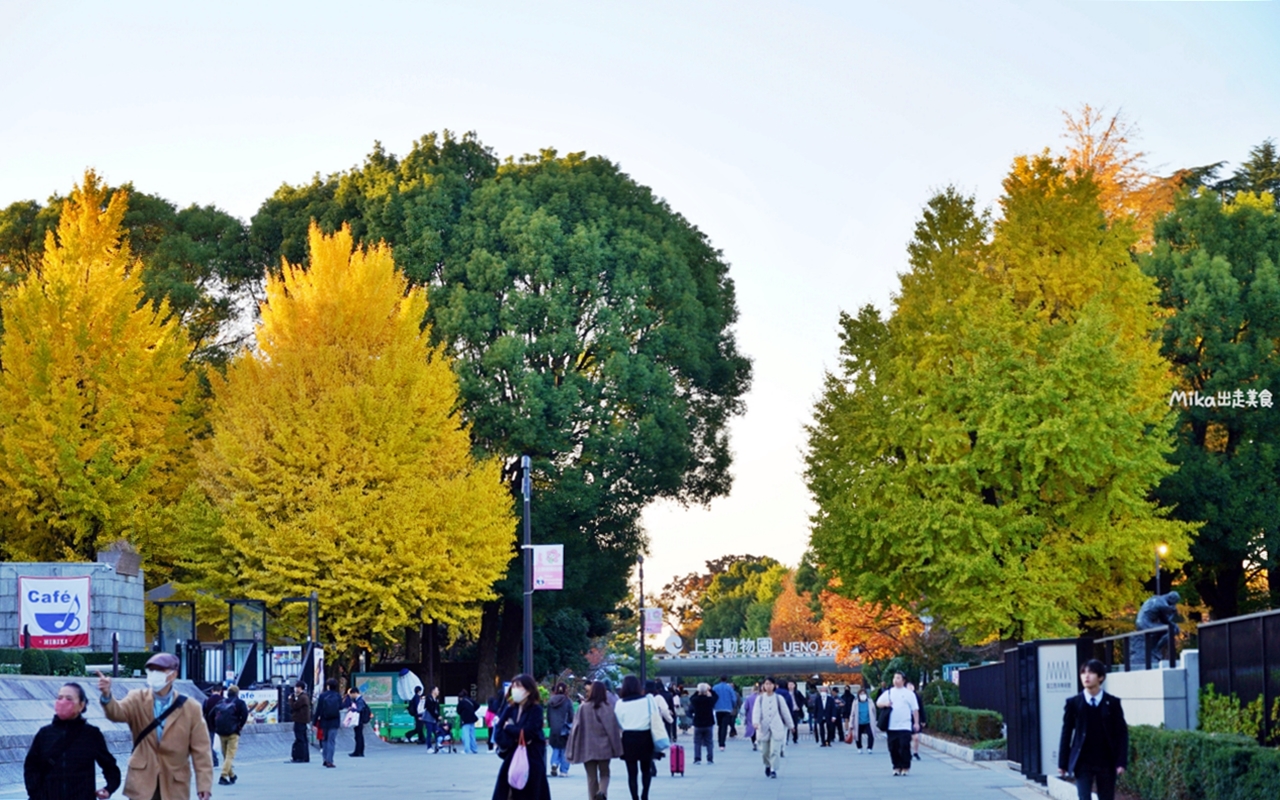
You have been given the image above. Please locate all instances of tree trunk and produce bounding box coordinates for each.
[475,601,501,702]
[406,625,422,663]
[497,598,523,681]
[1197,564,1243,621]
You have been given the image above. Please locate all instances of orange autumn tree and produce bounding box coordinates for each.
[820,585,922,665]
[768,573,822,644]
[1059,104,1178,250]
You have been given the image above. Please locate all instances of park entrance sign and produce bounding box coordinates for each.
[654,636,860,678]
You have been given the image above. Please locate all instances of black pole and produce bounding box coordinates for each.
[309,591,319,644]
[638,555,646,686]
[522,455,534,677]
[112,632,119,678]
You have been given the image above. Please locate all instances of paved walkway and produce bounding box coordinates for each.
[2,727,1044,800]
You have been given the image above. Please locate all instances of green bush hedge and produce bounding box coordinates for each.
[921,678,960,707]
[20,649,50,675]
[1120,725,1280,800]
[0,649,147,676]
[924,705,1002,741]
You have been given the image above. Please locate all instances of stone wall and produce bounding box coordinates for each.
[1103,649,1200,730]
[0,562,146,652]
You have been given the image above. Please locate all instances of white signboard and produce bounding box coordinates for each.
[1037,643,1078,777]
[18,576,91,649]
[240,689,280,724]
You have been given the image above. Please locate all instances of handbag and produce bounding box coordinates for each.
[508,731,530,790]
[648,696,670,752]
[342,709,360,728]
[876,705,890,733]
[844,726,854,744]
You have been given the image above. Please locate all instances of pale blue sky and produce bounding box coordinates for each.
[2,0,1278,589]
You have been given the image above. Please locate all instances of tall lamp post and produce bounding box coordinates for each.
[637,555,646,686]
[522,455,534,677]
[1155,543,1169,595]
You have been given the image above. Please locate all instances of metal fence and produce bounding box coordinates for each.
[957,661,1007,718]
[1093,624,1180,672]
[1199,608,1280,744]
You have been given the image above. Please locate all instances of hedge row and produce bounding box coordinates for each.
[1121,726,1280,800]
[924,705,1003,741]
[0,649,151,676]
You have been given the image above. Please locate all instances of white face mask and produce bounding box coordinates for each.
[510,687,528,704]
[145,670,171,692]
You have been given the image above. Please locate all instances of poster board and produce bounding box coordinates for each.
[18,576,91,649]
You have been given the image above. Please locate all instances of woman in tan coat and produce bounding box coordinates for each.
[566,681,623,800]
[97,653,214,800]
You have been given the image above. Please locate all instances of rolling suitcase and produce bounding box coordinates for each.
[291,737,310,762]
[668,743,685,776]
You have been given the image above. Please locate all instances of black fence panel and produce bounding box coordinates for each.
[1005,647,1021,766]
[1199,608,1280,745]
[958,662,1006,718]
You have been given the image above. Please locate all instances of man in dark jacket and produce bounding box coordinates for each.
[457,689,480,753]
[408,686,427,744]
[315,679,343,768]
[342,688,370,758]
[200,685,223,767]
[813,684,838,746]
[1058,660,1128,800]
[288,683,311,762]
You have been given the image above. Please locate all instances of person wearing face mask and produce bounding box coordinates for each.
[848,687,875,753]
[24,682,120,800]
[492,674,550,800]
[97,653,214,800]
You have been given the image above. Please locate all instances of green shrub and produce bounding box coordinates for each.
[921,678,960,707]
[46,651,86,676]
[924,705,1002,741]
[1119,725,1280,800]
[973,737,1006,751]
[20,648,51,675]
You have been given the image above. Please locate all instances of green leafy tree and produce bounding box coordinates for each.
[1144,187,1280,616]
[807,165,1192,644]
[695,557,787,640]
[249,137,751,688]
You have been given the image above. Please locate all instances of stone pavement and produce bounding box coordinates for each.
[1,726,1048,800]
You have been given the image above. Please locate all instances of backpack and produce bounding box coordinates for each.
[214,699,240,736]
[317,691,341,722]
[358,701,371,726]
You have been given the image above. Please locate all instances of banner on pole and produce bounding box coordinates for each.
[532,544,564,590]
[644,608,664,635]
[18,576,91,649]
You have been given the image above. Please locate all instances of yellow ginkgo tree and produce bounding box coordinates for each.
[196,224,514,653]
[0,171,197,579]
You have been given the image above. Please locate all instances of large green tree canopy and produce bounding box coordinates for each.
[1144,185,1280,617]
[806,161,1192,644]
[248,133,752,683]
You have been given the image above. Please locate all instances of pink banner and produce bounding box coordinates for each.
[532,545,564,590]
[644,608,664,635]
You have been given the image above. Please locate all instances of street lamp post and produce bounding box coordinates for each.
[1155,543,1169,595]
[637,555,646,686]
[522,455,533,677]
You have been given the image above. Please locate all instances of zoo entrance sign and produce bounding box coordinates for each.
[673,636,843,658]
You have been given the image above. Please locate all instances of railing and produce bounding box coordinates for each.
[1093,623,1179,672]
[1199,608,1280,745]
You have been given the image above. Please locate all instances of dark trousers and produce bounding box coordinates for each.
[621,730,654,800]
[855,722,874,750]
[351,723,365,756]
[292,721,310,761]
[823,719,838,745]
[1074,769,1117,800]
[715,711,733,747]
[888,730,912,770]
[693,727,713,762]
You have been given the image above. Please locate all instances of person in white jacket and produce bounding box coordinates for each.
[750,677,793,779]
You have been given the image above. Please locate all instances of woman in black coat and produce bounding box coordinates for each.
[492,674,551,800]
[24,682,121,800]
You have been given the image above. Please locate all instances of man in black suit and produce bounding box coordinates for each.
[1058,659,1128,800]
[813,684,839,746]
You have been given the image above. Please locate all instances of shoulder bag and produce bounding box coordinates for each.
[648,696,670,752]
[133,695,187,751]
[508,731,530,790]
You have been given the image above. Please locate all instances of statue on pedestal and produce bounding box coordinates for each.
[1130,591,1181,669]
